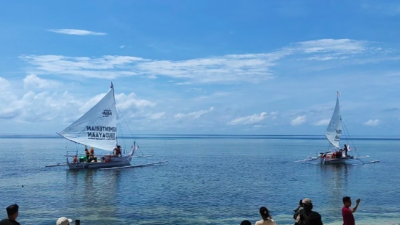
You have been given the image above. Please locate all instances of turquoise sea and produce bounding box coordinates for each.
[0,135,399,225]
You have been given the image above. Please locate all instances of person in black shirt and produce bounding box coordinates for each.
[0,204,20,225]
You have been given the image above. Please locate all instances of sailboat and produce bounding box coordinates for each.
[319,93,354,164]
[56,82,166,170]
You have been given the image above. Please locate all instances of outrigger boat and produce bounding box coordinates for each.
[54,82,166,170]
[319,93,355,164]
[295,93,379,165]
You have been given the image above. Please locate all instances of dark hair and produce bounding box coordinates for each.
[240,220,251,225]
[343,196,351,204]
[259,206,270,219]
[6,204,18,216]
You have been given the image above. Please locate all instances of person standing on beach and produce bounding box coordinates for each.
[342,196,360,225]
[255,206,276,225]
[295,198,323,225]
[0,204,20,225]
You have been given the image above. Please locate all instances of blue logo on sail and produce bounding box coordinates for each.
[102,109,112,117]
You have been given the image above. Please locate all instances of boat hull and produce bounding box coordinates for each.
[67,156,131,170]
[321,156,354,164]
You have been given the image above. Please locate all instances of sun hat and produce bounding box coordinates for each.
[56,217,72,225]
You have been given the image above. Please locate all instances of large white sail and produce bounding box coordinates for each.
[58,85,118,151]
[325,96,342,148]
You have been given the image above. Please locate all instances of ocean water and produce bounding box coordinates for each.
[0,136,399,225]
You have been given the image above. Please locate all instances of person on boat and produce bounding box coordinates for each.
[255,206,276,225]
[344,144,349,157]
[337,149,343,158]
[85,148,90,162]
[73,155,78,164]
[89,147,97,162]
[0,204,20,225]
[342,196,360,225]
[294,198,323,225]
[113,145,122,157]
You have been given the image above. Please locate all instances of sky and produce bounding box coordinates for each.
[0,0,400,136]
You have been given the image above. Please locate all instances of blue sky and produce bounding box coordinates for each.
[0,0,400,135]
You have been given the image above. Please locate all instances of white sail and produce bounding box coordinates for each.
[58,86,118,151]
[325,96,342,148]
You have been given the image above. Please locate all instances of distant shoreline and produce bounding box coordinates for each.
[0,134,399,140]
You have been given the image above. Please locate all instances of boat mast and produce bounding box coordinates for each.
[111,81,118,146]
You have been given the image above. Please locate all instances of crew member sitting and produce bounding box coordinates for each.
[113,145,122,157]
[85,148,90,162]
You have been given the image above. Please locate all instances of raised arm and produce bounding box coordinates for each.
[352,199,360,213]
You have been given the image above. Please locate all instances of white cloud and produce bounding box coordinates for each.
[23,74,61,89]
[291,115,306,126]
[228,112,267,125]
[20,39,376,83]
[48,29,106,36]
[364,119,380,126]
[312,119,330,126]
[270,111,278,120]
[297,39,366,54]
[149,112,165,120]
[193,92,232,101]
[19,52,285,83]
[174,107,214,119]
[0,77,11,92]
[115,93,156,110]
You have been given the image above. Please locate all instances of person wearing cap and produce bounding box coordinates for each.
[0,204,20,225]
[255,206,276,225]
[294,198,323,225]
[56,217,72,225]
[342,196,360,225]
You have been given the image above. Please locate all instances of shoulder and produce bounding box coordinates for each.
[342,206,351,213]
[0,219,12,225]
[269,219,276,225]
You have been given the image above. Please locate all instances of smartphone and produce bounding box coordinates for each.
[75,219,80,225]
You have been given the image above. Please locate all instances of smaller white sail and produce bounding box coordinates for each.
[325,96,342,148]
[58,86,118,151]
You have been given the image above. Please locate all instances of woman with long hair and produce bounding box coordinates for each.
[255,206,276,225]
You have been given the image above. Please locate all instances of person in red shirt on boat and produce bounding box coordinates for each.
[90,147,95,156]
[342,196,360,225]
